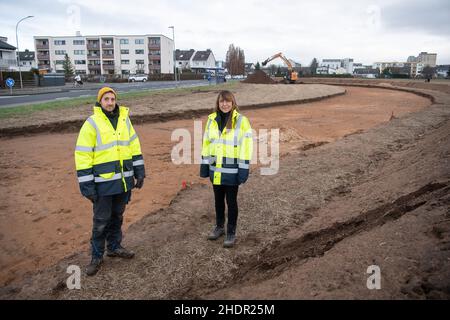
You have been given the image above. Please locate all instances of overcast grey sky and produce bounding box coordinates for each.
[1,0,449,65]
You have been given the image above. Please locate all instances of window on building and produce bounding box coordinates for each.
[75,60,86,65]
[120,39,129,45]
[121,70,130,75]
[121,60,130,65]
[149,50,160,55]
[136,60,145,64]
[54,40,66,45]
[74,50,85,55]
[135,39,144,44]
[121,49,129,54]
[55,60,64,65]
[55,50,66,55]
[73,40,85,45]
[135,49,144,54]
[149,38,160,45]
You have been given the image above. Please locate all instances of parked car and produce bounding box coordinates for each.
[128,74,148,82]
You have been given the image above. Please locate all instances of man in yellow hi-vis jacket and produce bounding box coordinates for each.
[200,90,253,248]
[75,87,146,276]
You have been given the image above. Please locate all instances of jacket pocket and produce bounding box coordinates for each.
[99,172,116,180]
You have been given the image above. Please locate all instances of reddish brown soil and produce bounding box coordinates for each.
[242,70,277,84]
[0,87,430,289]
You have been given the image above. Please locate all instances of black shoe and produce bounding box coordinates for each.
[106,246,135,259]
[207,226,225,240]
[85,257,103,276]
[223,234,236,248]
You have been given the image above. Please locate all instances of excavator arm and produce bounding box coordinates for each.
[261,52,293,70]
[261,52,298,83]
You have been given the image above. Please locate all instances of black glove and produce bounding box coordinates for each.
[135,177,144,189]
[86,194,98,204]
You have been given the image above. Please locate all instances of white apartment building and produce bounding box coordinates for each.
[34,33,174,76]
[417,52,437,67]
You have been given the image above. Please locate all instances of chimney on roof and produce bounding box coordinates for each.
[76,31,81,37]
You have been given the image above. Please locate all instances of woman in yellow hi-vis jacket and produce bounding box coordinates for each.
[200,90,253,248]
[75,87,146,276]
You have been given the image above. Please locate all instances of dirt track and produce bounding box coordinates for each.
[2,82,450,298]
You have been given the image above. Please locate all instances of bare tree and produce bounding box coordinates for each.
[226,44,245,75]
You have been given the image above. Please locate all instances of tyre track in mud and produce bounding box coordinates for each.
[187,182,449,298]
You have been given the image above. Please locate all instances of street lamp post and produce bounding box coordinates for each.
[16,15,34,89]
[168,26,177,86]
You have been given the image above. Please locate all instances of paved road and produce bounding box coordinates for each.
[0,80,212,108]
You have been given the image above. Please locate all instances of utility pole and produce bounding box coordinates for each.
[168,26,177,86]
[16,15,34,89]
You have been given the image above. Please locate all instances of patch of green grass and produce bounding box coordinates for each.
[0,81,239,119]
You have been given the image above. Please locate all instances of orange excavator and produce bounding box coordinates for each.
[262,52,298,84]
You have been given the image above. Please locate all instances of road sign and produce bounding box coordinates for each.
[6,78,15,88]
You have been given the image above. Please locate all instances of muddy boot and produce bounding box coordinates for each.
[223,234,236,248]
[207,226,225,240]
[106,246,135,259]
[85,257,103,276]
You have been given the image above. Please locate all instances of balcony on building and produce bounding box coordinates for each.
[35,39,49,50]
[101,38,114,49]
[37,52,50,60]
[87,39,100,50]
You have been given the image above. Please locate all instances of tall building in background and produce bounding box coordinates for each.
[34,33,174,76]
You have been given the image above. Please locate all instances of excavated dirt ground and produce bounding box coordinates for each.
[242,70,277,84]
[0,83,343,135]
[2,82,446,300]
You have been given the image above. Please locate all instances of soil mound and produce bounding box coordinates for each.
[242,70,277,84]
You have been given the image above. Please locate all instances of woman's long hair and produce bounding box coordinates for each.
[215,90,239,130]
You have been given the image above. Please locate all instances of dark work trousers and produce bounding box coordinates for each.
[213,185,239,235]
[91,191,130,259]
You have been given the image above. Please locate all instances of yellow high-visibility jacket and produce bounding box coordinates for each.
[74,105,145,197]
[200,109,253,185]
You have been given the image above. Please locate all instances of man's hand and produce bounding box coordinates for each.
[135,178,144,189]
[86,194,98,204]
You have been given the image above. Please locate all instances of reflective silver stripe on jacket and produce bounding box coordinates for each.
[78,175,94,183]
[233,115,242,146]
[75,146,94,152]
[133,160,144,166]
[238,163,250,169]
[130,133,138,142]
[209,166,238,174]
[94,170,134,183]
[126,117,131,136]
[86,117,102,146]
[201,155,216,164]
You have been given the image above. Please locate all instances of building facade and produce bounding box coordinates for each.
[34,33,174,76]
[16,50,36,71]
[0,37,17,72]
[191,50,216,73]
[319,58,354,74]
[175,49,195,70]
